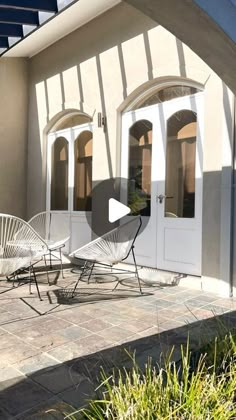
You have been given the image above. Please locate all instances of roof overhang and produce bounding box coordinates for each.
[1,0,121,58]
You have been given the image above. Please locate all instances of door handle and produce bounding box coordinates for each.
[157,194,174,204]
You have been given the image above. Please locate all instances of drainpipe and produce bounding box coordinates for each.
[229,94,236,297]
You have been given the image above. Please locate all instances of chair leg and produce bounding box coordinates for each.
[29,266,32,295]
[72,261,87,298]
[32,267,42,301]
[132,246,143,294]
[87,263,94,284]
[49,250,52,269]
[44,255,50,284]
[59,248,64,279]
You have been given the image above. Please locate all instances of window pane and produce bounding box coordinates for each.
[165,110,197,218]
[138,85,199,109]
[128,120,152,216]
[74,131,93,211]
[51,137,68,210]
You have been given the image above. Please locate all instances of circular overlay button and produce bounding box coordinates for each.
[85,177,150,242]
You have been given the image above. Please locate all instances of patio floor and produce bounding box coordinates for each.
[0,266,236,419]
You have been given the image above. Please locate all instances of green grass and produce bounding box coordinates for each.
[66,334,236,420]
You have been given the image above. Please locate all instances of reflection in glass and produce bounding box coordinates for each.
[138,85,199,109]
[165,110,197,218]
[51,137,68,210]
[128,120,152,216]
[74,131,93,211]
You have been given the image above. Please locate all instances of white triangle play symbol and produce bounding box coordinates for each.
[108,198,131,223]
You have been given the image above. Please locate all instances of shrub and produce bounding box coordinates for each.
[67,335,236,420]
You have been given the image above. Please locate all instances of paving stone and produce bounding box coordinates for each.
[0,378,52,417]
[16,398,74,420]
[31,364,86,394]
[80,319,113,333]
[48,334,114,362]
[54,309,93,324]
[46,341,91,363]
[1,314,55,333]
[97,326,136,343]
[0,332,25,350]
[58,378,95,409]
[0,366,25,391]
[26,333,70,351]
[0,344,40,368]
[57,325,91,340]
[117,320,155,333]
[14,354,59,375]
[0,406,13,419]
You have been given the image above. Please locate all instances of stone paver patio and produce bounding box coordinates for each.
[0,266,236,418]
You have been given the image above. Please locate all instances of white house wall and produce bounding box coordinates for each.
[26,2,234,295]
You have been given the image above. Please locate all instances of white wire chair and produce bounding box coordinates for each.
[69,216,143,296]
[28,211,70,279]
[0,213,48,300]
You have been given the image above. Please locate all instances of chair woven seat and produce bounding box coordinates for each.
[70,217,143,295]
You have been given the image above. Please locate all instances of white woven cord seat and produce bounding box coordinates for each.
[0,213,48,300]
[28,211,70,279]
[70,216,143,296]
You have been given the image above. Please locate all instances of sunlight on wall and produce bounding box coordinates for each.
[122,34,148,94]
[62,66,80,107]
[46,74,63,118]
[80,57,101,112]
[35,81,48,154]
[148,27,180,77]
[100,46,123,112]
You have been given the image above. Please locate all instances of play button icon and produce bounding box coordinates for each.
[85,177,148,240]
[108,198,130,223]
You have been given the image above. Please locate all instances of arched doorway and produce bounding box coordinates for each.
[47,112,93,251]
[121,84,203,275]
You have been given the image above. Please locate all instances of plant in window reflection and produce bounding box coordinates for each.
[128,168,150,215]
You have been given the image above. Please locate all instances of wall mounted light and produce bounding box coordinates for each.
[97,112,107,132]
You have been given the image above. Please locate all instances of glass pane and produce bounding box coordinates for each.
[138,85,199,109]
[165,110,197,218]
[51,137,68,210]
[128,120,152,216]
[74,130,93,211]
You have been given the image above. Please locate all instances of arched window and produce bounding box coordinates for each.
[74,130,93,211]
[51,137,68,210]
[47,112,93,212]
[165,110,197,218]
[137,85,200,109]
[128,119,152,216]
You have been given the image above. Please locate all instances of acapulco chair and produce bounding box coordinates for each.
[0,213,48,300]
[70,216,142,297]
[28,211,70,280]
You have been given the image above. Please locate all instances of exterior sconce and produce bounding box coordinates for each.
[97,112,107,132]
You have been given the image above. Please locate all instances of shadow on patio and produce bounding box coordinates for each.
[0,267,235,418]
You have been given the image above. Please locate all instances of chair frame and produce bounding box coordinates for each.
[0,214,49,300]
[71,217,143,296]
[28,211,70,280]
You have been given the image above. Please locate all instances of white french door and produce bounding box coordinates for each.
[47,123,93,252]
[121,93,203,275]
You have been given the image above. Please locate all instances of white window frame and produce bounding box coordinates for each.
[46,122,93,213]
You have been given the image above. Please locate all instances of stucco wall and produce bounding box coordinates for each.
[0,57,28,218]
[27,2,234,294]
